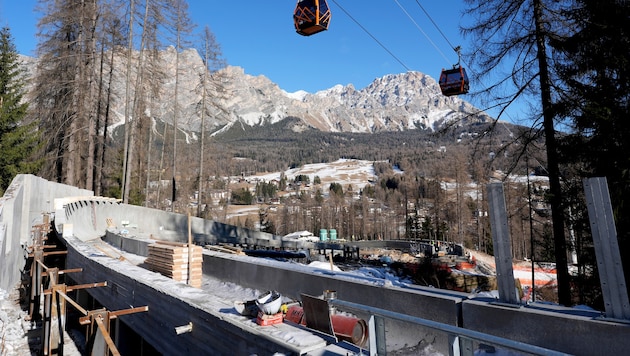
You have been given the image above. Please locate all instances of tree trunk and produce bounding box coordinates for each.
[533,0,571,306]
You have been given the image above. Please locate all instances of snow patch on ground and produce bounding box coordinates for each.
[0,287,30,355]
[244,158,379,190]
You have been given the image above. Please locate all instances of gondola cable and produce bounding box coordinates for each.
[393,0,452,66]
[399,1,470,95]
[412,1,518,127]
[329,0,413,72]
[325,1,468,96]
[413,0,460,60]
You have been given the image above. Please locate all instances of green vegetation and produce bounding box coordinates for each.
[0,27,40,194]
[231,187,253,205]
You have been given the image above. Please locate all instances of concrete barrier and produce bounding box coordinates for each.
[96,231,467,353]
[462,298,630,355]
[202,250,465,353]
[61,198,277,246]
[64,234,331,356]
[5,176,630,355]
[0,175,91,291]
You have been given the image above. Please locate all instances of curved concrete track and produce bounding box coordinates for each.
[2,175,630,355]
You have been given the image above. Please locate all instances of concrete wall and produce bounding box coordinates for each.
[99,230,466,353]
[98,231,465,326]
[97,230,465,353]
[203,251,464,325]
[63,235,328,356]
[0,175,25,291]
[202,251,466,353]
[103,228,630,355]
[0,175,91,291]
[462,299,630,355]
[61,198,276,245]
[5,176,630,355]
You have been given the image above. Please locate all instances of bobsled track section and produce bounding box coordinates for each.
[1,175,630,355]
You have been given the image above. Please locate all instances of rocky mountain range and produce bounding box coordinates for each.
[214,65,492,134]
[20,47,493,136]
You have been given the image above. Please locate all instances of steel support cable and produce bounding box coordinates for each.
[330,0,512,124]
[413,0,521,129]
[409,2,516,133]
[414,0,473,73]
[414,0,458,53]
[329,0,412,72]
[393,0,452,66]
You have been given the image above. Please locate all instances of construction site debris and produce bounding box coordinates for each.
[256,290,282,314]
[234,300,258,317]
[256,311,283,326]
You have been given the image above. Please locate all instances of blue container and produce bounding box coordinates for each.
[329,229,337,240]
[319,229,328,241]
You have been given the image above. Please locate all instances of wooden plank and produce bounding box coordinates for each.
[148,247,190,255]
[146,266,201,274]
[148,254,201,260]
[146,262,202,270]
[148,247,189,254]
[145,241,203,286]
[149,243,190,250]
[151,242,203,252]
[145,255,202,263]
[145,264,202,273]
[155,240,189,247]
[205,245,241,254]
[145,258,202,266]
[147,254,203,263]
[146,251,201,259]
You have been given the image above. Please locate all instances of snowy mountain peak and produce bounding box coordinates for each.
[21,50,492,136]
[205,63,491,133]
[284,89,309,101]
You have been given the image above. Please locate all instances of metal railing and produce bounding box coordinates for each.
[330,299,572,356]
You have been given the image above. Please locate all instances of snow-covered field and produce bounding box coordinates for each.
[244,158,380,190]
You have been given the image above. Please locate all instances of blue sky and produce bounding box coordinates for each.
[0,1,524,121]
[196,1,470,94]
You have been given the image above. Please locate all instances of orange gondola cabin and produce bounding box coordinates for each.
[294,0,331,36]
[439,66,470,96]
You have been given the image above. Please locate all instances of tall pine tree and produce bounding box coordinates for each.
[553,0,630,299]
[463,0,573,306]
[0,26,40,194]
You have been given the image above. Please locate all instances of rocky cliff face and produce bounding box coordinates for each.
[20,47,491,136]
[214,64,491,134]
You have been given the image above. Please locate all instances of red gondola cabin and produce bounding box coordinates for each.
[439,66,470,96]
[294,0,331,36]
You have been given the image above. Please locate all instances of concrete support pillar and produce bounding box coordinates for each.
[583,177,630,320]
[487,183,518,305]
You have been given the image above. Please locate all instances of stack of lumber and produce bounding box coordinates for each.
[145,241,203,288]
[204,244,244,255]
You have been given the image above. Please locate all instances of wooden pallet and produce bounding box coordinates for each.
[146,242,203,288]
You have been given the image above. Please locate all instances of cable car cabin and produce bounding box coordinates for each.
[294,0,331,36]
[439,66,470,96]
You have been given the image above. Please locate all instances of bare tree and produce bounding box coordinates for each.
[120,0,136,201]
[166,0,195,210]
[121,0,171,203]
[94,2,126,196]
[463,0,572,305]
[34,0,99,188]
[195,25,227,216]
